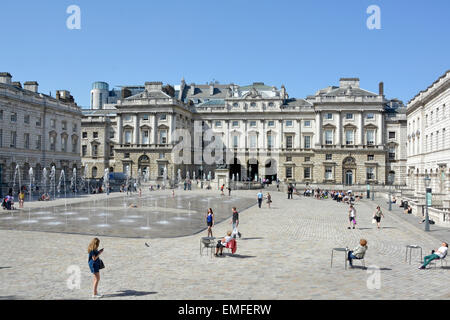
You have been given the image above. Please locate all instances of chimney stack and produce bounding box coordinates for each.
[379,82,384,96]
[0,72,12,85]
[24,81,39,93]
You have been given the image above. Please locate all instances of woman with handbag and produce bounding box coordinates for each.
[373,206,384,229]
[88,238,104,298]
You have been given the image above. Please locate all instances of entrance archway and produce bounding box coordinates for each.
[247,159,258,181]
[229,158,241,181]
[342,156,356,186]
[264,159,277,183]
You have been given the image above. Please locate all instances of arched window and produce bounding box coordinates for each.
[92,167,98,178]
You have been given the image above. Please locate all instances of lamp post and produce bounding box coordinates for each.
[388,174,394,211]
[424,174,432,232]
[371,183,375,201]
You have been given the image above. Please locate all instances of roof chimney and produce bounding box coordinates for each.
[145,81,163,92]
[379,82,384,96]
[0,72,12,85]
[12,81,22,89]
[24,81,39,93]
[209,83,215,95]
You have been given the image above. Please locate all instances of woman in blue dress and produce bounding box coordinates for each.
[206,208,214,237]
[88,238,104,298]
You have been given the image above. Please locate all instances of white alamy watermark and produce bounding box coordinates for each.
[366,5,381,30]
[66,5,81,30]
[66,265,81,290]
[366,265,381,290]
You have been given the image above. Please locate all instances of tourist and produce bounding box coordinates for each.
[419,242,448,269]
[231,207,241,238]
[172,189,175,197]
[227,185,231,196]
[257,190,263,208]
[139,188,142,197]
[87,238,104,298]
[276,179,280,192]
[287,184,293,199]
[404,205,412,214]
[215,231,233,257]
[347,239,368,268]
[392,196,397,204]
[373,205,384,229]
[348,204,356,229]
[220,184,224,196]
[18,190,25,208]
[266,192,272,208]
[206,208,214,237]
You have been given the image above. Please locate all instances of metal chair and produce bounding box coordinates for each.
[200,237,216,257]
[430,255,448,269]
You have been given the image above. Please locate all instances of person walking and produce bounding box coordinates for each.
[231,207,241,238]
[348,204,356,229]
[257,190,263,208]
[419,242,448,269]
[373,205,385,229]
[87,238,104,298]
[206,208,214,237]
[227,185,231,196]
[220,184,224,196]
[266,192,272,209]
[18,190,25,208]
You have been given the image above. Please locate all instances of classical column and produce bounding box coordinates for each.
[134,114,140,144]
[153,114,157,144]
[279,119,283,149]
[377,112,383,146]
[336,112,341,146]
[296,119,301,149]
[118,115,123,144]
[359,111,364,145]
[315,112,322,147]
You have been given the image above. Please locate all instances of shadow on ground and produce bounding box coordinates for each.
[103,290,158,298]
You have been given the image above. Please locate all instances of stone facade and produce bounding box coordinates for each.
[406,70,450,206]
[0,72,82,197]
[81,77,406,186]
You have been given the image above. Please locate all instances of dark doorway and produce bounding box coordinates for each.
[247,159,258,181]
[264,159,277,183]
[229,158,241,181]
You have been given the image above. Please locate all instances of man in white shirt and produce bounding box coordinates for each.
[419,242,448,269]
[348,205,356,229]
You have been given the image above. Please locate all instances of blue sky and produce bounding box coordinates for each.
[0,0,449,107]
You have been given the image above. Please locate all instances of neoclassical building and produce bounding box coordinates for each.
[406,70,450,205]
[0,72,82,197]
[81,77,405,186]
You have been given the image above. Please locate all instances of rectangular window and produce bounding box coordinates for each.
[82,132,87,138]
[366,130,375,145]
[142,130,149,144]
[215,121,222,127]
[159,153,165,159]
[286,156,292,162]
[36,135,41,150]
[11,131,16,148]
[159,130,167,144]
[267,134,274,149]
[286,135,293,149]
[62,137,67,152]
[368,154,374,161]
[304,167,311,179]
[325,167,333,180]
[24,115,30,124]
[232,121,239,127]
[50,135,56,151]
[11,112,17,123]
[325,113,333,120]
[345,130,354,145]
[160,114,167,121]
[92,145,98,157]
[249,135,257,148]
[233,135,239,148]
[143,114,149,121]
[389,131,396,139]
[304,136,311,149]
[72,139,77,153]
[50,119,56,128]
[109,130,115,139]
[124,115,132,121]
[325,130,333,145]
[346,113,353,120]
[304,157,310,162]
[62,121,67,130]
[304,120,311,127]
[0,110,3,120]
[109,145,114,157]
[325,154,332,160]
[389,147,396,160]
[285,120,293,127]
[249,121,257,127]
[366,113,375,120]
[93,132,98,139]
[124,131,132,144]
[268,120,275,127]
[125,152,130,159]
[286,167,293,179]
[73,123,77,133]
[24,133,30,149]
[366,167,375,180]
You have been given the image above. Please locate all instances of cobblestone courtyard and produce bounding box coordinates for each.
[0,189,449,300]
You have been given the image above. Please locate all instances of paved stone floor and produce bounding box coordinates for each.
[0,189,449,300]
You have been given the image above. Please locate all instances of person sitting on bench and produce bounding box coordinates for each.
[347,239,368,268]
[419,242,448,269]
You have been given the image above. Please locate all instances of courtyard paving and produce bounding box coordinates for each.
[0,188,449,300]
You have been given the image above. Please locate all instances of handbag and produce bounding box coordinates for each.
[372,217,376,224]
[98,258,105,269]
